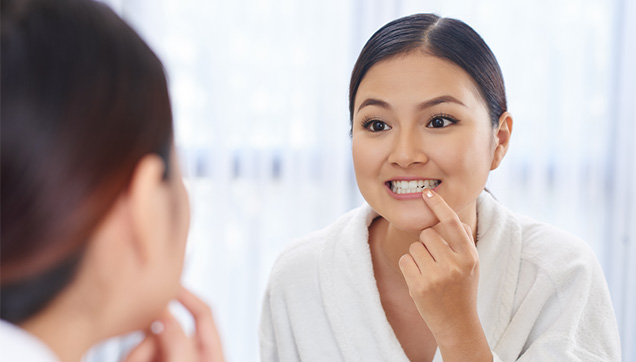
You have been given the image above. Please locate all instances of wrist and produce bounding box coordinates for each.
[433,315,492,362]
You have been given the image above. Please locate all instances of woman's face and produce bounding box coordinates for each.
[352,52,498,234]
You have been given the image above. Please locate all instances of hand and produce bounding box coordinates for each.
[124,286,225,362]
[398,189,490,360]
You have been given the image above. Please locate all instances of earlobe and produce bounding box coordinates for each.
[490,112,513,171]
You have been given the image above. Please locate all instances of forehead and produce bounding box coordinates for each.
[355,52,486,114]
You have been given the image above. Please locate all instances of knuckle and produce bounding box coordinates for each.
[470,255,479,269]
[445,216,463,229]
[411,280,430,297]
[427,275,443,289]
[448,265,463,280]
[460,253,479,270]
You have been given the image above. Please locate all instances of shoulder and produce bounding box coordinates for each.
[477,192,599,279]
[504,216,620,361]
[515,213,602,290]
[517,214,596,267]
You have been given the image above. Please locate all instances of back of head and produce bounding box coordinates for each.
[349,13,507,129]
[1,0,173,324]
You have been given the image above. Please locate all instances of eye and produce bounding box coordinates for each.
[426,116,456,128]
[362,119,392,132]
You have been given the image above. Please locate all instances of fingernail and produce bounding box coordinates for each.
[150,320,164,334]
[424,189,433,198]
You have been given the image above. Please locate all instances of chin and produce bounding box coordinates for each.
[383,207,439,235]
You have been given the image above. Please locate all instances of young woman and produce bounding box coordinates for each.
[0,0,224,361]
[260,14,621,362]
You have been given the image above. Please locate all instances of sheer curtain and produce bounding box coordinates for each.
[90,1,635,361]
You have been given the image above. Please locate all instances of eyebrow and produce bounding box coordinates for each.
[356,95,466,113]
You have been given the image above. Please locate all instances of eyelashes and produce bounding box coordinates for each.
[360,113,460,132]
[361,117,391,132]
[426,113,459,128]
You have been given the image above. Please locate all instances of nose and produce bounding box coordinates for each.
[388,129,428,168]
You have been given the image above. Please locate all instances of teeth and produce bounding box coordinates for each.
[390,179,440,194]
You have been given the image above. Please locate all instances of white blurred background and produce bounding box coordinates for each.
[90,0,635,361]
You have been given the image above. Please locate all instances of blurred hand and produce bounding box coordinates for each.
[124,287,225,362]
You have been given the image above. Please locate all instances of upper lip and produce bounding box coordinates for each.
[386,176,440,182]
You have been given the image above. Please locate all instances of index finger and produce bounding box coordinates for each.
[177,287,225,362]
[421,189,472,250]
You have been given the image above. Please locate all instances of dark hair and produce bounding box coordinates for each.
[349,13,506,130]
[1,0,173,323]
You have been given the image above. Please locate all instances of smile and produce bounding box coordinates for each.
[387,179,441,194]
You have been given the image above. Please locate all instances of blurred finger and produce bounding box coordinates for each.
[154,311,193,361]
[177,287,225,362]
[122,334,157,362]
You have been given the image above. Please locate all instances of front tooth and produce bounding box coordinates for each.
[391,179,440,193]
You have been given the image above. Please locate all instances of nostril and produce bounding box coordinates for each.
[388,146,428,168]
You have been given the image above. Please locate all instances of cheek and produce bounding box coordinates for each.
[352,137,385,187]
[440,134,493,189]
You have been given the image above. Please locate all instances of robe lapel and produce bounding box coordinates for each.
[318,204,410,361]
[475,192,523,348]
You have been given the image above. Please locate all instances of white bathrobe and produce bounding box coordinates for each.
[0,320,60,362]
[260,192,621,361]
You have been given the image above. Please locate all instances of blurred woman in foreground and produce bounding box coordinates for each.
[0,0,224,361]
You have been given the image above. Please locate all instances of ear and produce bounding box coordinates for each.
[127,154,168,264]
[66,154,167,311]
[490,112,513,171]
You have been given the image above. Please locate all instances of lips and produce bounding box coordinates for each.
[387,179,441,194]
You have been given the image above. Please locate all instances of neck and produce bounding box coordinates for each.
[20,287,106,362]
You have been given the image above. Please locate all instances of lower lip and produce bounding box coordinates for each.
[385,183,441,200]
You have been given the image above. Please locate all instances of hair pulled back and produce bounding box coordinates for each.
[349,13,507,129]
[1,0,173,323]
